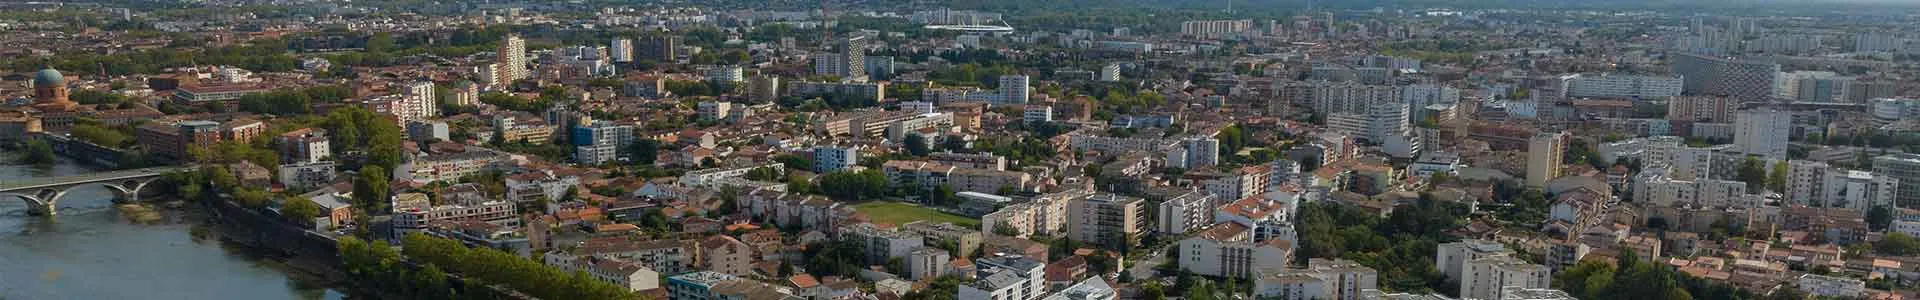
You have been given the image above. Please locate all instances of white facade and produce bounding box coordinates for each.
[398,81,438,121]
[611,38,634,63]
[1820,170,1899,211]
[1178,223,1295,279]
[813,146,859,173]
[1787,160,1829,206]
[999,75,1031,104]
[1155,191,1217,235]
[1734,109,1791,160]
[1326,102,1408,143]
[1437,240,1513,282]
[1797,274,1865,298]
[1461,256,1551,300]
[1255,259,1378,300]
[1563,73,1684,100]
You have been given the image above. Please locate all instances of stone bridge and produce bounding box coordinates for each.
[1,166,196,216]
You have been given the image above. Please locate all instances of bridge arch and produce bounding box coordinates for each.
[0,166,189,216]
[1,192,50,216]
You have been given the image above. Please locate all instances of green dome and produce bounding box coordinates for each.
[33,68,62,87]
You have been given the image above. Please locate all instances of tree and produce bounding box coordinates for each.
[1736,157,1766,194]
[1878,233,1920,256]
[1141,281,1167,300]
[15,139,56,166]
[354,166,392,213]
[904,134,931,156]
[628,139,661,165]
[993,221,1021,236]
[1767,161,1788,193]
[282,196,324,224]
[1870,206,1895,232]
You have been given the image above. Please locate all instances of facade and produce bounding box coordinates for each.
[277,161,336,190]
[1668,95,1737,122]
[1563,73,1683,100]
[1873,154,1920,209]
[1327,102,1409,143]
[398,81,438,121]
[1820,170,1900,211]
[1067,193,1147,249]
[1437,240,1515,282]
[842,223,927,263]
[906,247,951,281]
[391,197,518,237]
[789,81,885,101]
[961,256,1046,300]
[1733,109,1790,160]
[1180,20,1254,38]
[1526,132,1569,188]
[813,145,861,173]
[1461,256,1551,300]
[1787,160,1829,207]
[135,120,225,160]
[1178,222,1296,279]
[1254,259,1379,300]
[275,128,330,164]
[1797,274,1865,298]
[699,235,755,277]
[902,221,983,259]
[496,34,528,87]
[544,254,661,292]
[1156,190,1218,235]
[1671,52,1780,102]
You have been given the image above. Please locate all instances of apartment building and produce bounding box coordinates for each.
[1178,222,1296,279]
[1461,256,1551,300]
[1067,193,1147,249]
[1254,259,1379,300]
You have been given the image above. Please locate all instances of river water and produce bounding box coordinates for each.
[0,154,346,300]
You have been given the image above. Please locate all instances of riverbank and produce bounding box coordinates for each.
[0,156,347,300]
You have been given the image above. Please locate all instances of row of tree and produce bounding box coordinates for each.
[399,233,640,300]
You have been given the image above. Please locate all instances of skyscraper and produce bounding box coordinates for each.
[840,35,868,79]
[638,35,680,62]
[611,38,633,63]
[1733,109,1790,160]
[1526,132,1569,188]
[494,34,528,87]
[399,81,438,121]
[1671,52,1780,102]
[999,75,1030,104]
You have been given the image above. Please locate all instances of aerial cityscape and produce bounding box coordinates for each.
[5,0,1920,299]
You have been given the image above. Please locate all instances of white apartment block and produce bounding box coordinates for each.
[1156,190,1217,235]
[1734,109,1791,160]
[1461,256,1551,300]
[1562,73,1683,100]
[1327,102,1409,143]
[1178,222,1295,279]
[1180,20,1253,38]
[1821,170,1899,211]
[1437,240,1514,282]
[962,256,1046,300]
[813,145,861,173]
[398,81,438,121]
[1797,274,1866,298]
[1255,259,1379,300]
[1873,154,1920,209]
[1787,160,1830,206]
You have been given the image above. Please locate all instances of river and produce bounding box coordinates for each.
[0,154,346,300]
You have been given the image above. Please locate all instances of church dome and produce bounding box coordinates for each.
[33,68,63,87]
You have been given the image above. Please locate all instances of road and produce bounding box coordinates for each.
[1127,247,1169,281]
